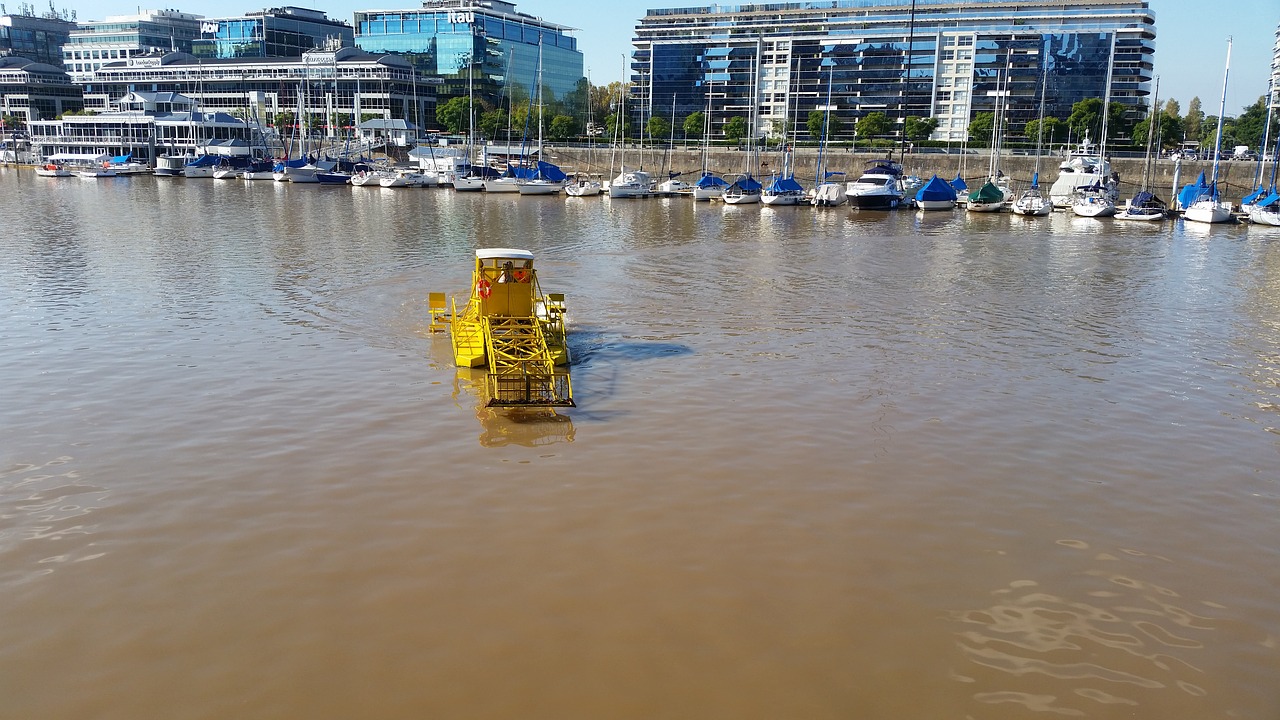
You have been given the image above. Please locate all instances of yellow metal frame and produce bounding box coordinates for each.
[435,252,573,407]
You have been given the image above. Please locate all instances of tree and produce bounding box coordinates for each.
[478,108,507,142]
[273,111,295,129]
[604,111,630,139]
[856,111,891,140]
[1224,94,1277,150]
[723,116,748,142]
[548,114,577,141]
[968,111,995,142]
[435,96,469,134]
[1162,98,1180,120]
[806,110,828,141]
[683,111,705,140]
[646,115,671,140]
[1066,98,1103,141]
[1184,97,1203,143]
[903,116,938,143]
[0,114,24,132]
[1023,117,1065,145]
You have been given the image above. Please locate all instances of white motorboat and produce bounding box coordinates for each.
[1047,141,1114,207]
[848,160,905,210]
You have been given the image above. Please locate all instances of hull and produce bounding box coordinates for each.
[453,176,486,192]
[1010,192,1052,216]
[183,166,216,178]
[484,178,521,193]
[722,191,761,205]
[516,180,562,195]
[1249,206,1280,226]
[241,170,274,181]
[1071,198,1116,218]
[1114,209,1166,221]
[1183,200,1232,224]
[693,186,723,201]
[761,192,807,206]
[916,199,956,211]
[1049,172,1106,207]
[564,181,602,197]
[966,201,1004,213]
[35,166,71,177]
[850,192,903,210]
[212,169,238,180]
[284,166,319,183]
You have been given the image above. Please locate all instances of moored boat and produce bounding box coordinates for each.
[914,173,957,210]
[966,180,1006,212]
[848,160,905,210]
[722,174,762,205]
[35,162,71,177]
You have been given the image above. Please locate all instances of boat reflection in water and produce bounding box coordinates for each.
[450,367,576,447]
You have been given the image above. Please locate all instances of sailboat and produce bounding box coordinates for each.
[968,62,1012,213]
[565,69,603,197]
[518,40,566,195]
[692,90,727,200]
[1115,77,1169,221]
[811,61,847,207]
[1011,56,1053,216]
[1184,38,1234,224]
[914,174,958,210]
[762,70,806,206]
[723,51,764,205]
[609,55,655,199]
[1072,37,1119,219]
[1248,133,1280,226]
[453,47,486,192]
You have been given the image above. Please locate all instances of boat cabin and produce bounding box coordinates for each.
[473,248,537,317]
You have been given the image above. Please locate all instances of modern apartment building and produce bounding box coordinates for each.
[191,7,354,61]
[631,0,1157,143]
[63,9,203,82]
[355,0,584,110]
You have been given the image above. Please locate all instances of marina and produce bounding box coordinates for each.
[2,167,1279,718]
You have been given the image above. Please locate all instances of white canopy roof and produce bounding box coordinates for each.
[475,248,534,261]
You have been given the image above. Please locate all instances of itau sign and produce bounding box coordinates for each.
[447,11,475,24]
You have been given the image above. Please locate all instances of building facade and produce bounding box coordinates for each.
[355,0,584,113]
[82,47,436,140]
[0,55,83,122]
[1,12,76,68]
[192,7,354,61]
[62,9,203,83]
[631,0,1156,143]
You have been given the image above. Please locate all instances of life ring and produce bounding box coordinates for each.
[476,277,492,299]
[513,269,531,283]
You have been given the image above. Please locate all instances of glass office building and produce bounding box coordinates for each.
[1,12,76,69]
[63,10,203,82]
[192,7,354,60]
[355,0,584,111]
[0,55,83,122]
[632,0,1156,142]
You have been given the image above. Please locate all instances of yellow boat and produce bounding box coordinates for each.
[430,248,573,408]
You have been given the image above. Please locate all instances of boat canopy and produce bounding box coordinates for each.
[185,154,218,167]
[476,248,535,261]
[111,153,133,163]
[968,181,1005,204]
[950,174,968,192]
[863,160,903,176]
[1129,191,1167,209]
[1258,191,1280,209]
[729,175,763,192]
[916,174,958,203]
[766,175,804,193]
[533,160,566,182]
[695,173,728,189]
[47,152,110,163]
[1177,171,1208,209]
[1241,185,1268,205]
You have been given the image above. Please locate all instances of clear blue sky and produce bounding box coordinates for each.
[60,0,1279,115]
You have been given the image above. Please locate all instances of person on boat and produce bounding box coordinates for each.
[513,260,532,283]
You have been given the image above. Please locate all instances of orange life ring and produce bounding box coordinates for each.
[513,269,531,283]
[476,277,492,299]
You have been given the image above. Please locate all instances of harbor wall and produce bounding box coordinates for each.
[544,145,1265,203]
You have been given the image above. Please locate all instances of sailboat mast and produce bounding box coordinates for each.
[1141,77,1159,192]
[1098,32,1115,176]
[1253,76,1273,190]
[1209,37,1231,186]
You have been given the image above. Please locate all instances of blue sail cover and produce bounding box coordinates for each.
[1177,171,1208,209]
[730,174,763,192]
[766,175,804,193]
[1242,185,1267,205]
[185,154,218,167]
[696,173,728,189]
[950,174,968,192]
[111,153,133,163]
[916,174,957,203]
[1258,191,1280,209]
[273,158,308,172]
[535,160,566,182]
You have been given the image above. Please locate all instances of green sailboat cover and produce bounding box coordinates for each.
[968,181,1004,204]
